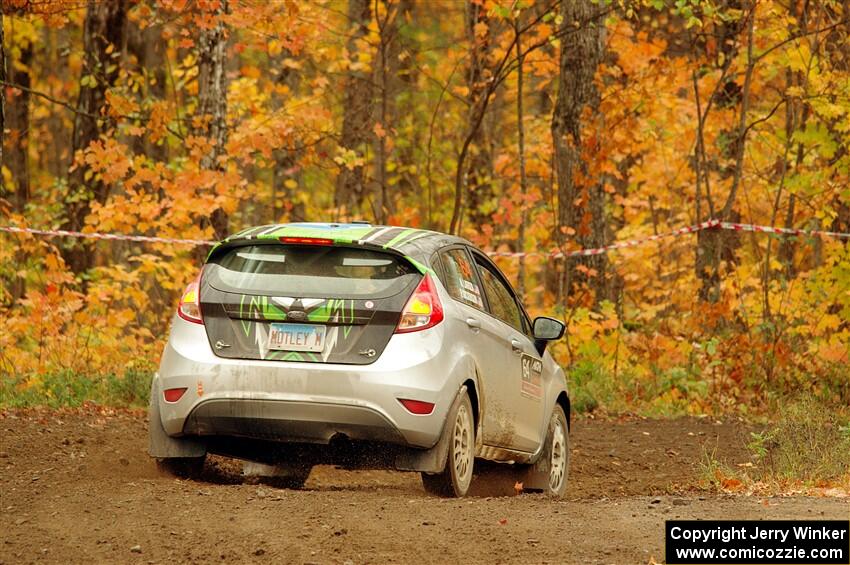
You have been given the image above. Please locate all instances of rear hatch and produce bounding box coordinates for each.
[200,243,421,364]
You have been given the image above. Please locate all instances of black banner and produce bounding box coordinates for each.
[666,520,850,564]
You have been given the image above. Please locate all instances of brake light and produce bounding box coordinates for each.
[395,274,443,333]
[398,398,435,415]
[280,237,334,245]
[177,272,203,324]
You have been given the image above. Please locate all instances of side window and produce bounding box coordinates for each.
[473,256,523,332]
[439,249,485,309]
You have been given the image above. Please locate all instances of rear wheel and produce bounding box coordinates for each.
[266,467,311,490]
[246,461,312,490]
[156,456,206,479]
[421,391,475,497]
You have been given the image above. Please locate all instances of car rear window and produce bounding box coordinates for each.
[206,244,420,298]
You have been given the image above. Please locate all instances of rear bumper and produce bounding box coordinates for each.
[155,315,468,449]
[182,398,406,445]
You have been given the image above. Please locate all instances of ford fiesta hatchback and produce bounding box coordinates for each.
[149,222,570,497]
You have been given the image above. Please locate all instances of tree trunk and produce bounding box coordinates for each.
[464,0,494,230]
[61,0,128,274]
[0,3,6,170]
[372,0,402,223]
[695,1,752,303]
[335,0,373,220]
[5,23,32,211]
[127,20,168,163]
[394,0,417,202]
[550,0,608,304]
[193,0,229,240]
[272,48,305,223]
[514,15,527,301]
[764,0,808,316]
[0,7,4,173]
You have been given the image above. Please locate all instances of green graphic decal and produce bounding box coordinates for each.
[306,298,357,339]
[239,294,249,337]
[261,298,286,321]
[230,295,362,362]
[404,255,435,276]
[306,302,332,323]
[264,350,320,363]
[238,294,287,338]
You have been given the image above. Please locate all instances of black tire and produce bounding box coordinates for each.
[156,456,206,479]
[421,391,475,497]
[526,404,569,497]
[264,465,312,490]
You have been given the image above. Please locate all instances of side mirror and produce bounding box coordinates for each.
[532,316,565,355]
[533,317,565,340]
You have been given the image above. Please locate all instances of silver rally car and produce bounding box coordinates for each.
[149,222,570,497]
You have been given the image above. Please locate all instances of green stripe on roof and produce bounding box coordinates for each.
[400,230,433,246]
[383,228,417,248]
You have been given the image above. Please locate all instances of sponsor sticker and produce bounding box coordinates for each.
[521,354,543,400]
[461,279,481,294]
[459,288,483,307]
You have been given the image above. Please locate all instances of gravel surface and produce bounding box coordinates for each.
[1,409,847,564]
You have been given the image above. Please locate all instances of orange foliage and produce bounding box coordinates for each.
[1,1,848,413]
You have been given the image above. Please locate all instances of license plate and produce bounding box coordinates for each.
[268,323,326,352]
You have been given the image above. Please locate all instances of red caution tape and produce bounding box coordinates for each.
[718,221,850,240]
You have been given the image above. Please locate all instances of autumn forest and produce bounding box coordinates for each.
[1,0,848,414]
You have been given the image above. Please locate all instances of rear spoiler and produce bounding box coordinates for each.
[206,234,434,276]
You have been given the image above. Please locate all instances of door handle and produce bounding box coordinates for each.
[465,318,481,330]
[510,339,523,354]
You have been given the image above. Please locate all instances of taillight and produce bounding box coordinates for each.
[395,274,443,333]
[177,272,203,324]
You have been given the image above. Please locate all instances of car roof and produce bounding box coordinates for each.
[208,222,473,274]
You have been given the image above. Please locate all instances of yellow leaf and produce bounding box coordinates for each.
[268,39,282,57]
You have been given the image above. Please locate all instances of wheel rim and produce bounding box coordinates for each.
[452,403,473,484]
[549,417,566,492]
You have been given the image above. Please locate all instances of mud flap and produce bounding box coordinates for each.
[519,458,550,490]
[393,385,466,473]
[148,377,206,458]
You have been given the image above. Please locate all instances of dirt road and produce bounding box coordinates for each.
[1,410,847,564]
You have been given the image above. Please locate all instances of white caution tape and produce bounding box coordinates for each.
[1,219,847,258]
